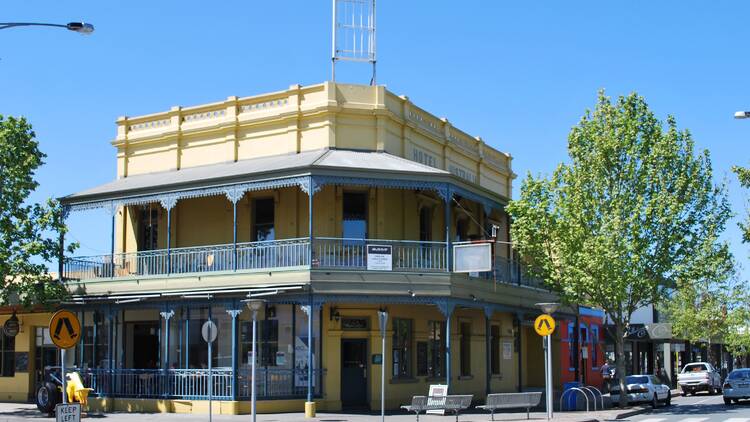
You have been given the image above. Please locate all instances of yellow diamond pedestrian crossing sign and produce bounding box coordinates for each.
[534,314,555,336]
[49,310,81,349]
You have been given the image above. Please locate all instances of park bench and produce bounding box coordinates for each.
[477,392,542,420]
[401,395,473,422]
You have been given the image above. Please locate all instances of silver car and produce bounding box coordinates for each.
[723,368,750,405]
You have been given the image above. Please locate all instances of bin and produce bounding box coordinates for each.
[562,381,583,410]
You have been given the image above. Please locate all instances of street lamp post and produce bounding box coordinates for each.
[245,299,266,422]
[0,21,94,34]
[535,302,559,421]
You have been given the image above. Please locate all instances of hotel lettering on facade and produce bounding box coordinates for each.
[0,82,570,413]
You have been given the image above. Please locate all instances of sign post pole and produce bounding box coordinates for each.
[48,309,83,422]
[533,305,558,421]
[61,348,67,404]
[208,332,212,422]
[201,320,218,422]
[545,335,553,420]
[378,311,388,422]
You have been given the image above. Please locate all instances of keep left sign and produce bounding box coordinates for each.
[56,403,81,422]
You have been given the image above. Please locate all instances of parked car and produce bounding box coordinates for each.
[677,362,723,396]
[723,368,750,405]
[610,374,672,408]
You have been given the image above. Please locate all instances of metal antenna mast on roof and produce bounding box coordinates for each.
[331,0,376,85]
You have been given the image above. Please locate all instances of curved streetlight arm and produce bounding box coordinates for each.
[0,22,68,30]
[0,22,94,34]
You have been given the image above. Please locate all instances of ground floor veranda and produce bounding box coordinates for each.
[0,295,562,414]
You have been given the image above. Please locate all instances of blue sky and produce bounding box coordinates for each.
[1,1,748,279]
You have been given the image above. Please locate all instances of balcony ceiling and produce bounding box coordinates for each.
[62,148,449,205]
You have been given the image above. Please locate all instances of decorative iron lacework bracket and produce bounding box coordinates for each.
[223,186,247,204]
[65,175,314,213]
[159,194,180,211]
[226,309,243,318]
[483,306,495,319]
[436,300,456,318]
[65,174,503,215]
[298,176,322,196]
[159,310,175,321]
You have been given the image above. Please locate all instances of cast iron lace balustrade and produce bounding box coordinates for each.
[63,237,542,286]
[74,367,321,400]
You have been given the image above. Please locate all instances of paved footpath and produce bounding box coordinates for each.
[3,396,706,422]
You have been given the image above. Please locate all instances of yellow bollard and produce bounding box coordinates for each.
[304,401,316,418]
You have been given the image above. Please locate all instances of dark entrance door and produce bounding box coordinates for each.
[341,339,368,409]
[131,322,160,368]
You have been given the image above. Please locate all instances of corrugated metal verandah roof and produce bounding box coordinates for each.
[61,148,505,213]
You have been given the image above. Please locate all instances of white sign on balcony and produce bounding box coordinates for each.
[367,245,392,271]
[453,242,492,273]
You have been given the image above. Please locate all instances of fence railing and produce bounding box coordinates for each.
[80,368,233,399]
[479,256,546,289]
[64,238,544,288]
[64,238,310,280]
[237,368,321,399]
[313,237,447,272]
[74,367,319,400]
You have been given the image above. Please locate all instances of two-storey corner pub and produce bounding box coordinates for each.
[3,82,570,414]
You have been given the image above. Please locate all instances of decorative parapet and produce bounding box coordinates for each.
[484,147,510,172]
[407,105,443,138]
[113,82,513,178]
[183,109,226,123]
[128,118,171,132]
[239,98,290,114]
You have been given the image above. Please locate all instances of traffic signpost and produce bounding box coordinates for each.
[49,310,82,408]
[534,308,557,420]
[202,320,218,422]
[378,311,388,422]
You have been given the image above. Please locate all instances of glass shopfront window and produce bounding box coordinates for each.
[77,311,109,369]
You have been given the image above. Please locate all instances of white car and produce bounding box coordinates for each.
[677,362,723,395]
[610,375,672,408]
[723,368,750,405]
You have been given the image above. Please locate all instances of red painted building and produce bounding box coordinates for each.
[559,307,606,389]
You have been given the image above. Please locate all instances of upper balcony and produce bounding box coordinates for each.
[59,82,542,302]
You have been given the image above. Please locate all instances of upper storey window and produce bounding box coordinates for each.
[419,207,432,242]
[253,198,275,242]
[139,205,159,251]
[343,192,368,240]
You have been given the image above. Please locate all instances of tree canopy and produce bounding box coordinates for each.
[734,165,750,245]
[506,91,733,402]
[0,115,71,307]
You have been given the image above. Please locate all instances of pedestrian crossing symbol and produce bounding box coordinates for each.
[534,314,556,336]
[49,310,81,349]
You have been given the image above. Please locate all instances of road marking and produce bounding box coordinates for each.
[637,419,666,422]
[722,419,750,422]
[688,396,718,405]
[679,418,709,422]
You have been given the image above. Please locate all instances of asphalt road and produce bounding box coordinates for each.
[625,392,750,422]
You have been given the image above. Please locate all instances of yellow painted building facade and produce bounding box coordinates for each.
[1,82,564,414]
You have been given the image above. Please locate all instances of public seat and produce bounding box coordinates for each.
[65,371,94,407]
[477,392,542,420]
[401,394,473,422]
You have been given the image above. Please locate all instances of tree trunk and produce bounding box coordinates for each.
[615,321,629,407]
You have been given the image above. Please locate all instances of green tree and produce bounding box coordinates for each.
[664,247,740,366]
[0,115,71,307]
[507,91,733,406]
[725,165,750,358]
[734,165,750,244]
